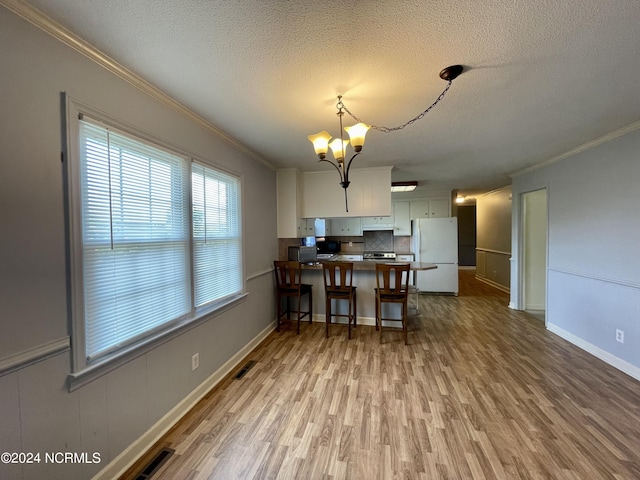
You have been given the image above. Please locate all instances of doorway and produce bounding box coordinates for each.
[521,188,547,320]
[457,205,477,267]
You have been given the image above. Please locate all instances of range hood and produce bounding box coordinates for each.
[361,224,394,231]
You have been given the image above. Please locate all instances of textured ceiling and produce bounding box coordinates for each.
[19,0,640,197]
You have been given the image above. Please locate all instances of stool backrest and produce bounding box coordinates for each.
[322,262,354,291]
[375,263,410,295]
[274,260,303,290]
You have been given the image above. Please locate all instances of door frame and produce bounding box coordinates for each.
[514,186,549,321]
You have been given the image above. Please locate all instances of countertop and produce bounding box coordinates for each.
[300,260,437,271]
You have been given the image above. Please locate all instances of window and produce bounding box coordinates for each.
[191,164,242,307]
[68,109,243,377]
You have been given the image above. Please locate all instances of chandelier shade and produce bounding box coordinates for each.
[329,138,349,162]
[307,131,332,159]
[343,123,370,152]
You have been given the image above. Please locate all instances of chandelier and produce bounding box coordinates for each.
[308,65,464,211]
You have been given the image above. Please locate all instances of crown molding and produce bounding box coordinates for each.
[512,118,640,178]
[1,0,275,171]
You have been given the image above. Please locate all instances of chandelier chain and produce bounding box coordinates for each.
[339,81,453,133]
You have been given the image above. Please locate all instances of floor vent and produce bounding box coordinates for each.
[234,360,257,380]
[134,447,175,480]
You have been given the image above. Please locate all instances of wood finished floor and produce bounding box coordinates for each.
[122,271,640,480]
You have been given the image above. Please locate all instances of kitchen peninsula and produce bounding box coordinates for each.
[286,257,437,324]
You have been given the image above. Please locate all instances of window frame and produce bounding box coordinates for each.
[63,96,246,390]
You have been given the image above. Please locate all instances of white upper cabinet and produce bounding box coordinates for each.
[362,214,394,230]
[357,168,394,216]
[278,168,450,238]
[277,169,303,238]
[301,167,392,218]
[392,201,411,235]
[409,198,450,219]
[296,218,316,236]
[328,217,362,236]
[428,198,450,218]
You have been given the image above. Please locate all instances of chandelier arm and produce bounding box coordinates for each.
[341,81,453,133]
[319,157,353,212]
[318,158,345,183]
[343,152,360,186]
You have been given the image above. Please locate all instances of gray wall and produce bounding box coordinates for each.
[0,8,277,479]
[475,186,512,291]
[511,127,640,375]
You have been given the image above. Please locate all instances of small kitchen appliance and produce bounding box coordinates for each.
[288,245,317,264]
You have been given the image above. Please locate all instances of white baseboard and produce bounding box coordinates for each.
[525,304,545,311]
[92,321,276,480]
[547,323,640,382]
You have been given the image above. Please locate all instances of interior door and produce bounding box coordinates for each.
[521,189,547,315]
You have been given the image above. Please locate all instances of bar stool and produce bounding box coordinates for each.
[273,260,313,334]
[322,261,357,339]
[374,263,411,344]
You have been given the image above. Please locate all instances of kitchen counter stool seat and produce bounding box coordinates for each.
[274,260,313,334]
[374,263,411,344]
[322,261,357,339]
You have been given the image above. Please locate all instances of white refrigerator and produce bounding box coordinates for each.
[411,217,459,295]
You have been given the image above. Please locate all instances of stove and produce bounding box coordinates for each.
[363,252,397,261]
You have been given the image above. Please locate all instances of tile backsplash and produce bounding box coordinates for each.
[363,230,394,252]
[278,231,412,260]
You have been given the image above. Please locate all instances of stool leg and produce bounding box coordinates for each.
[308,288,313,323]
[296,293,302,335]
[325,296,330,338]
[378,298,383,344]
[403,302,408,345]
[276,293,281,332]
[347,295,352,340]
[353,289,357,328]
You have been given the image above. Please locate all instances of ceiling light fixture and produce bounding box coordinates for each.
[308,65,464,211]
[391,181,418,192]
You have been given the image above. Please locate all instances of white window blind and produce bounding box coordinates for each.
[192,163,242,308]
[79,119,191,360]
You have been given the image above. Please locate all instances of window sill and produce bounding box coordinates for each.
[67,292,249,392]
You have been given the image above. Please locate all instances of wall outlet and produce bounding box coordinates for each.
[616,329,624,344]
[191,352,199,371]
